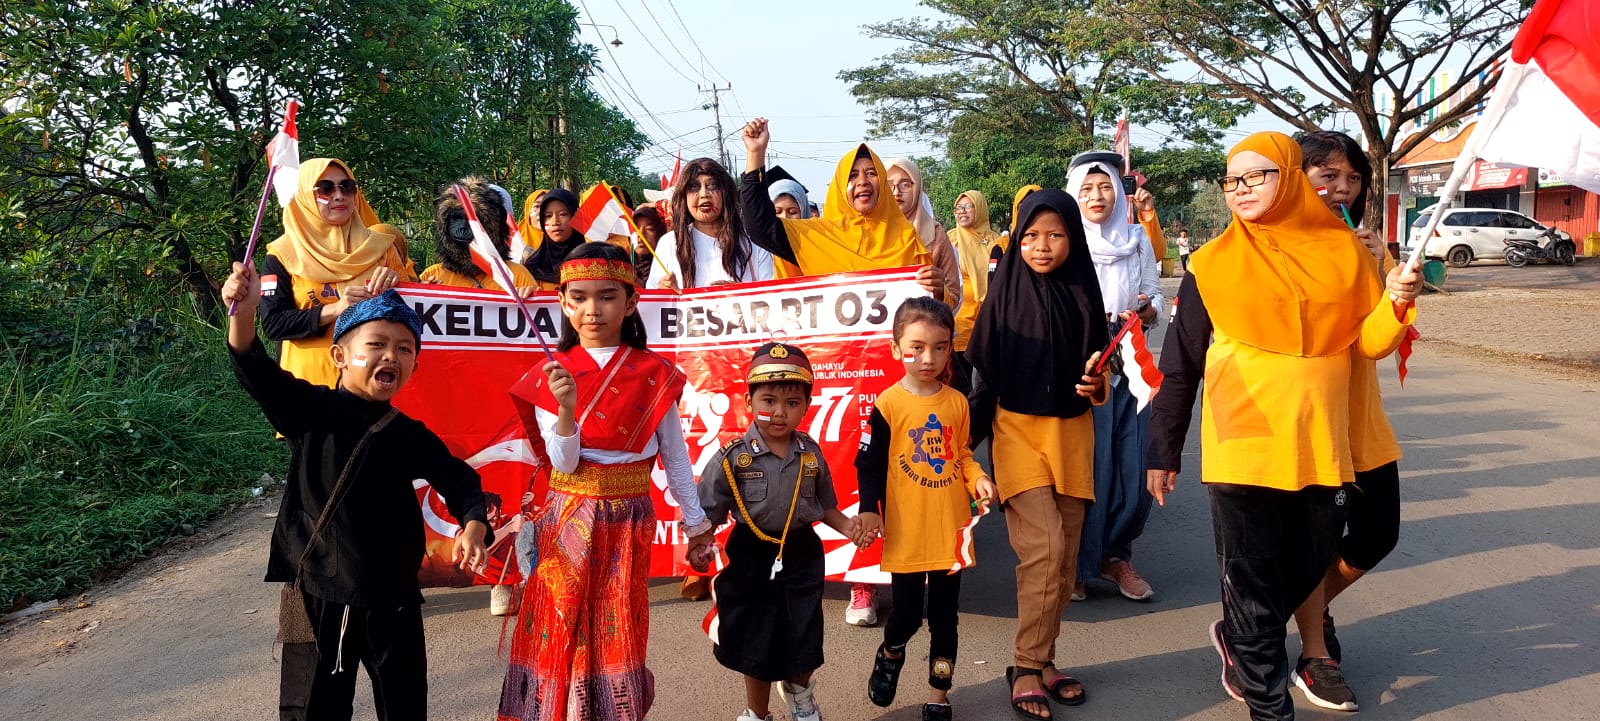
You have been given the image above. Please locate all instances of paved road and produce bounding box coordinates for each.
[1437,257,1600,292]
[4,342,1599,721]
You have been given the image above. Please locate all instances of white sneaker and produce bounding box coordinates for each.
[489,584,518,616]
[844,583,877,626]
[779,679,823,721]
[735,710,772,721]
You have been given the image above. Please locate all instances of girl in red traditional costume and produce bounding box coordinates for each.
[498,242,715,721]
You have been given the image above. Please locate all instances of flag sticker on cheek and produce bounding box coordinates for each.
[903,354,916,364]
[351,354,368,368]
[756,412,773,422]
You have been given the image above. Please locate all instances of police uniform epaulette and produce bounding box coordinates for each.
[792,430,816,448]
[719,438,746,457]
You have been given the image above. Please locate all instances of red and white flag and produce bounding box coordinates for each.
[1473,0,1600,193]
[948,500,993,573]
[1112,109,1131,173]
[572,182,639,241]
[267,99,301,207]
[454,185,522,293]
[1119,319,1164,411]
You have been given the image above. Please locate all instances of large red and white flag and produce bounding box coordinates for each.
[267,100,301,207]
[1119,319,1164,411]
[572,182,639,241]
[1474,0,1600,193]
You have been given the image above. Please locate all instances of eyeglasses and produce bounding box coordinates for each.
[313,179,358,197]
[1217,169,1278,191]
[954,203,975,212]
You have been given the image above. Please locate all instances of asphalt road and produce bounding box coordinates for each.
[4,341,1598,721]
[1435,256,1600,292]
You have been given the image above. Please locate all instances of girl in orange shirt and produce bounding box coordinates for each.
[855,297,997,721]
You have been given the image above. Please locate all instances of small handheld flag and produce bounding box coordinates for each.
[231,99,300,316]
[452,184,556,363]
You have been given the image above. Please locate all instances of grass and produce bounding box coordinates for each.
[0,294,284,612]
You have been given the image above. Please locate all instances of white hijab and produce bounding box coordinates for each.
[1067,160,1149,315]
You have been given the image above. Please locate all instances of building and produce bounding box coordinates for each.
[1385,120,1597,248]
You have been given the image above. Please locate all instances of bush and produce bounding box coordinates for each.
[0,280,283,611]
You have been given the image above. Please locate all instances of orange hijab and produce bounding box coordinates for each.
[778,145,927,273]
[265,158,396,285]
[1189,132,1380,357]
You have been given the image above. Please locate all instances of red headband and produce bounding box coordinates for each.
[559,258,636,287]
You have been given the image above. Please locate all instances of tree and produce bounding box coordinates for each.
[0,0,647,321]
[1117,0,1527,228]
[838,0,1241,229]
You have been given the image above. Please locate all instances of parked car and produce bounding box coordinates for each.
[1406,207,1574,267]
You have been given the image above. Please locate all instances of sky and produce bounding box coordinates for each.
[568,0,1297,195]
[569,0,947,194]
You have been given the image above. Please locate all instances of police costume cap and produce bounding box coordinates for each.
[332,289,423,347]
[1068,150,1125,176]
[747,342,813,386]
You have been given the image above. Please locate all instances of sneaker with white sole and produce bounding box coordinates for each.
[779,679,824,721]
[1295,657,1359,711]
[1100,559,1154,601]
[845,583,877,626]
[489,583,518,616]
[1208,620,1244,702]
[735,709,772,721]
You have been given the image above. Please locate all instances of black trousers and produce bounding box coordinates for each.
[1209,484,1345,721]
[883,570,963,690]
[1339,461,1401,571]
[280,590,428,721]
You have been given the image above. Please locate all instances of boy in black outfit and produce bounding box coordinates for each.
[223,261,491,721]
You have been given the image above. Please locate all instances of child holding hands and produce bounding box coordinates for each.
[696,342,862,721]
[855,297,998,721]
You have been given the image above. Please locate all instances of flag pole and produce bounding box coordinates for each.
[1398,59,1529,280]
[228,165,278,317]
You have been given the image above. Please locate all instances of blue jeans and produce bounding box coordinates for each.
[1077,377,1154,582]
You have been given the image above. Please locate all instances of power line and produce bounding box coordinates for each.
[608,0,701,86]
[625,0,707,80]
[660,0,730,85]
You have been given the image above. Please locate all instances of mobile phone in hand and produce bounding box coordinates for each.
[1121,176,1138,196]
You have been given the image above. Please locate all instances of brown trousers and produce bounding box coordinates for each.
[1004,486,1087,669]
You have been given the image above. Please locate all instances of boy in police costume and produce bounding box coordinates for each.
[697,342,862,721]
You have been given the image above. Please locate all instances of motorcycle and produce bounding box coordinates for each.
[1504,228,1577,267]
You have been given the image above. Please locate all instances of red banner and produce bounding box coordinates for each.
[395,268,926,587]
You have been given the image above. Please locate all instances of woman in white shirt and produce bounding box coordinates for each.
[649,157,775,289]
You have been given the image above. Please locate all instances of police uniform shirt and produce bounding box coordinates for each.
[699,424,838,537]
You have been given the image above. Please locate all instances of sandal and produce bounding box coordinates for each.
[1006,666,1054,721]
[868,643,906,707]
[1043,667,1087,706]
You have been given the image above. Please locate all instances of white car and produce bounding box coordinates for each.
[1407,207,1572,267]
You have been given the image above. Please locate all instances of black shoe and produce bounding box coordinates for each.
[922,702,953,721]
[1323,607,1343,664]
[1295,657,1359,712]
[1208,620,1244,702]
[868,643,906,707]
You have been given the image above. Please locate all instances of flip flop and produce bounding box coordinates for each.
[1006,666,1054,721]
[1044,669,1087,706]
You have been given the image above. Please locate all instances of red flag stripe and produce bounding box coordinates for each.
[1515,0,1600,127]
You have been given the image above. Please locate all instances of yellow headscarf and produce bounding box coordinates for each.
[949,191,1002,301]
[518,189,548,254]
[778,145,928,273]
[265,158,396,285]
[1190,132,1381,357]
[368,222,418,280]
[1011,184,1041,226]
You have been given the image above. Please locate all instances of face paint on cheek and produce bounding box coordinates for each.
[756,412,773,422]
[351,354,368,368]
[316,197,331,205]
[903,354,916,364]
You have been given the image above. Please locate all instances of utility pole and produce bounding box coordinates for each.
[700,83,733,170]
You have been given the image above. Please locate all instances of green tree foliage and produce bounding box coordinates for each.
[1114,0,1527,227]
[0,0,647,321]
[838,0,1243,230]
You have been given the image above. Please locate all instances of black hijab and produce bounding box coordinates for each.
[525,188,587,284]
[966,188,1109,424]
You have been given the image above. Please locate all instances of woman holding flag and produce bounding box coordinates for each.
[259,158,417,390]
[1145,131,1420,721]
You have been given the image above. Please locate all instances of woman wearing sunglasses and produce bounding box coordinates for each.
[260,158,418,388]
